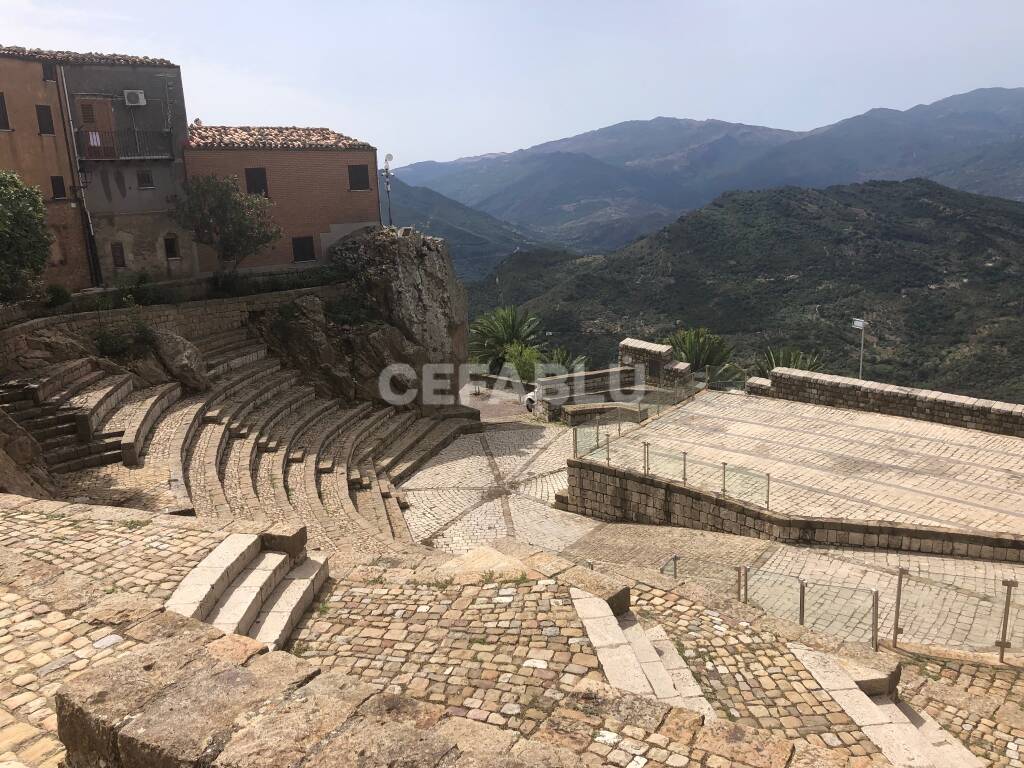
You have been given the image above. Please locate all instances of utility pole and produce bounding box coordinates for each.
[852,317,867,379]
[380,153,394,227]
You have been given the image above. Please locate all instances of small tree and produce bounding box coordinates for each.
[469,306,541,374]
[0,171,52,302]
[665,327,735,373]
[176,175,281,270]
[503,341,543,383]
[755,346,825,377]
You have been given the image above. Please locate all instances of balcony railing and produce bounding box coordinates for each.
[76,129,174,161]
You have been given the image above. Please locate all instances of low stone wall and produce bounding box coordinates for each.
[535,367,637,421]
[566,458,1024,563]
[748,368,1024,438]
[0,285,340,370]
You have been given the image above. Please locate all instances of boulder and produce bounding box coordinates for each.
[153,330,209,392]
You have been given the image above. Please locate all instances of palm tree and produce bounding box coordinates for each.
[503,341,543,383]
[469,306,541,374]
[545,346,588,373]
[665,327,735,373]
[755,346,825,377]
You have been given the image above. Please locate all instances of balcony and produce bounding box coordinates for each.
[76,129,174,161]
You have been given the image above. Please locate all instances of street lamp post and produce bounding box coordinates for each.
[852,318,867,379]
[380,153,395,227]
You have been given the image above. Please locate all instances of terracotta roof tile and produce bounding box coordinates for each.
[0,45,175,67]
[187,124,373,151]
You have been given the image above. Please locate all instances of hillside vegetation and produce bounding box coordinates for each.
[404,88,1024,254]
[469,179,1024,402]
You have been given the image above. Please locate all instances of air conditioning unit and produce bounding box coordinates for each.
[123,90,147,106]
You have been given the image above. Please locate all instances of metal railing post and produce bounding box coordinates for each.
[721,462,727,496]
[585,559,594,570]
[997,579,1018,664]
[572,427,578,459]
[736,566,743,601]
[605,435,610,465]
[671,554,678,579]
[892,568,907,648]
[766,473,771,510]
[798,578,806,625]
[742,565,749,603]
[871,590,879,652]
[683,452,687,485]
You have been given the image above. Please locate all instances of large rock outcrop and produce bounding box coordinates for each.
[0,412,55,498]
[260,228,468,402]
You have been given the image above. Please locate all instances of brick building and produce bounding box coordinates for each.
[184,124,380,270]
[0,50,95,290]
[0,45,194,291]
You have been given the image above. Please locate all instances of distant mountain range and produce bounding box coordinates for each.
[380,177,537,280]
[469,179,1024,402]
[399,88,1024,261]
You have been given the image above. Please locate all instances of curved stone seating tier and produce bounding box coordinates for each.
[188,369,299,519]
[4,356,96,405]
[206,341,268,378]
[347,411,418,488]
[189,326,249,357]
[222,386,316,521]
[375,417,439,475]
[264,399,351,520]
[284,404,371,549]
[114,382,182,466]
[66,372,134,441]
[167,358,281,512]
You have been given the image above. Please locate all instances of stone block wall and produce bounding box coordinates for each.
[0,285,340,371]
[567,458,1024,563]
[747,368,1024,437]
[535,367,638,421]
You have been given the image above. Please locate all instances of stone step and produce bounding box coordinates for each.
[165,533,262,620]
[45,436,121,465]
[645,625,717,718]
[50,367,107,406]
[47,446,123,474]
[207,342,267,378]
[569,587,653,697]
[249,554,329,650]
[205,551,292,636]
[788,643,980,768]
[553,490,569,512]
[30,420,77,441]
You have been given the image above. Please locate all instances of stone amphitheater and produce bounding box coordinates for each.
[0,233,1022,768]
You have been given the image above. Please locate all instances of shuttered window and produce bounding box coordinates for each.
[50,176,66,199]
[0,94,9,130]
[292,236,316,262]
[348,164,370,191]
[36,105,55,134]
[111,242,126,268]
[245,167,268,196]
[41,61,57,81]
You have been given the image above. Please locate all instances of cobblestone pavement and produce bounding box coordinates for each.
[603,390,1024,534]
[57,396,204,511]
[402,422,601,555]
[290,576,603,735]
[0,496,234,766]
[627,581,887,763]
[0,499,226,601]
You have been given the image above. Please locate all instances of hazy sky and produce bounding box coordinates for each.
[6,0,1024,165]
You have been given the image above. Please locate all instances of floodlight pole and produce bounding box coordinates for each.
[859,323,865,379]
[380,157,394,227]
[853,318,868,379]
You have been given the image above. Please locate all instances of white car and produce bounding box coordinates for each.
[525,391,536,412]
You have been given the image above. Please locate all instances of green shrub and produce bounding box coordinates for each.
[94,329,131,359]
[44,284,71,308]
[132,320,158,350]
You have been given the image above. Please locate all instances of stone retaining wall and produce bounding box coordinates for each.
[566,458,1024,563]
[535,367,638,421]
[0,286,340,368]
[748,368,1024,437]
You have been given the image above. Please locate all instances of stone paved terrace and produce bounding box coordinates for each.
[601,389,1024,535]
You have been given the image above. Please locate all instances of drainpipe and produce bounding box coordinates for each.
[58,64,103,287]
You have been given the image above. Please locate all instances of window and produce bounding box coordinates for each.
[80,103,95,124]
[292,236,316,262]
[244,167,268,196]
[137,170,155,189]
[36,105,54,135]
[111,242,126,269]
[164,236,179,260]
[41,61,57,81]
[348,164,370,191]
[50,176,66,200]
[0,94,9,130]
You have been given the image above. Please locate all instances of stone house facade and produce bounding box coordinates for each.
[0,50,94,291]
[184,124,381,271]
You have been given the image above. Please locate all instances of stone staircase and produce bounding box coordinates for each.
[788,643,984,768]
[0,358,131,473]
[165,527,328,649]
[569,586,717,718]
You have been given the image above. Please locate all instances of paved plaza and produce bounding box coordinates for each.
[402,388,1024,654]
[601,390,1024,534]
